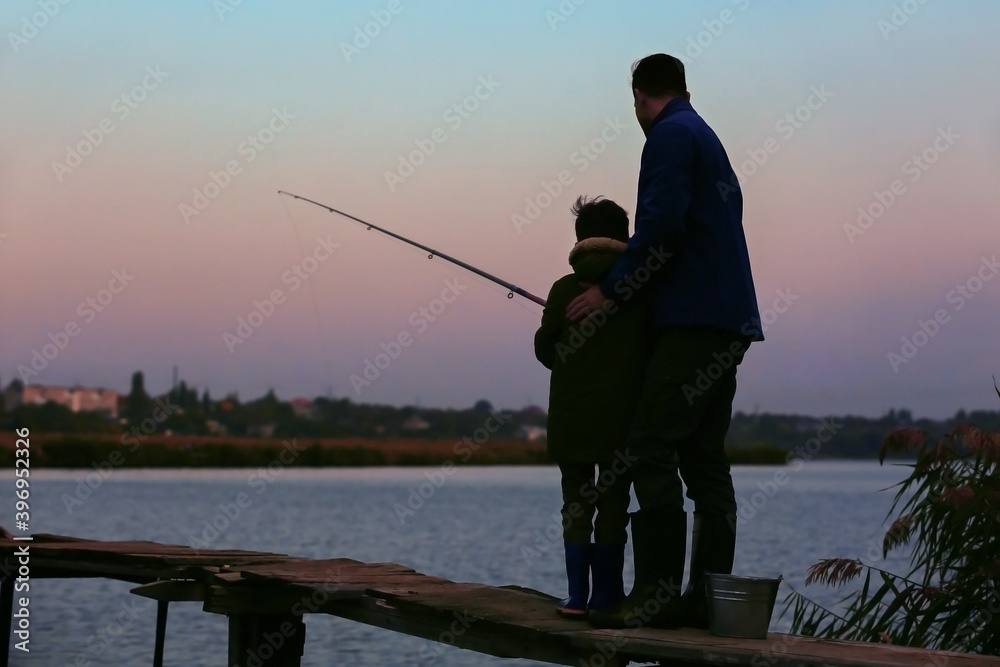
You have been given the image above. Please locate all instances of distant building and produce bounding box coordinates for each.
[290,397,315,419]
[4,382,119,419]
[516,425,547,442]
[402,415,431,431]
[247,423,276,438]
[205,420,227,435]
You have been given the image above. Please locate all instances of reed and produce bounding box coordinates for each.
[783,382,1000,654]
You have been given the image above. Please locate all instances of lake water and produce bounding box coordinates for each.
[1,461,914,666]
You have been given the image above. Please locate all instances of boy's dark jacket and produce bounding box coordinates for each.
[535,237,654,464]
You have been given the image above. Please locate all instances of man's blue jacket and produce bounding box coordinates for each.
[599,98,764,342]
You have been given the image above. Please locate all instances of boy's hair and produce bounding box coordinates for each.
[572,195,629,243]
[631,53,687,98]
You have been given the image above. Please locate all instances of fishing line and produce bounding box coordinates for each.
[278,193,338,393]
[277,190,546,307]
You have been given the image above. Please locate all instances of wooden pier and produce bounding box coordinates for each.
[1,530,996,666]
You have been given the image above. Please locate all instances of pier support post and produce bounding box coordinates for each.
[153,600,168,667]
[0,575,13,667]
[228,613,305,667]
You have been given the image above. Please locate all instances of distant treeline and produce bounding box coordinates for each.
[725,408,1000,459]
[0,435,788,468]
[4,371,998,462]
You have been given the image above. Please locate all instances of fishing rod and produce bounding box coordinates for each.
[277,190,546,307]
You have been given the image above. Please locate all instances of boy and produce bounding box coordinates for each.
[534,195,653,617]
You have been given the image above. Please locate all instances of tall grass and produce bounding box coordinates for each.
[783,384,1000,654]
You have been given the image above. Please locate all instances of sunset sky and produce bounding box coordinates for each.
[3,1,998,420]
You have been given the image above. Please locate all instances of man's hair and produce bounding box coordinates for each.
[631,53,687,98]
[572,195,629,243]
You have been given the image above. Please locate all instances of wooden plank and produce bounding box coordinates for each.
[387,582,575,626]
[563,626,1000,667]
[249,573,457,592]
[0,536,293,565]
[25,554,291,582]
[28,560,161,582]
[16,532,91,543]
[28,556,211,583]
[320,595,623,666]
[238,560,460,595]
[0,533,279,555]
[238,560,417,581]
[21,546,291,563]
[322,576,1000,667]
[4,531,998,667]
[203,579,362,615]
[131,580,208,602]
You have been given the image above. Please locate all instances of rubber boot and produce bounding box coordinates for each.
[657,511,737,629]
[687,511,737,627]
[588,542,626,611]
[682,513,707,624]
[556,541,592,618]
[588,507,686,629]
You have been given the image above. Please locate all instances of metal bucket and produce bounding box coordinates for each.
[705,573,782,639]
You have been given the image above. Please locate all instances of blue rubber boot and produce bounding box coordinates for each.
[588,507,687,629]
[556,541,592,618]
[588,542,626,611]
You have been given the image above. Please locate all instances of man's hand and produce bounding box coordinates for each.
[566,284,608,323]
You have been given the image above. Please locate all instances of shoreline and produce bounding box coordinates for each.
[1,433,791,467]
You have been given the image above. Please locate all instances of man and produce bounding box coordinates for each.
[567,53,763,629]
